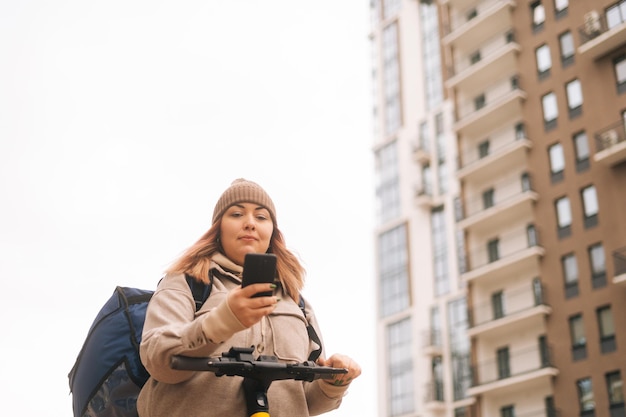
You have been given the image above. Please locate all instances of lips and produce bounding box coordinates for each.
[239,235,257,241]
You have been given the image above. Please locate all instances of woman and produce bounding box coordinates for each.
[138,178,361,417]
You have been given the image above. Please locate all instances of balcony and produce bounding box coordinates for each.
[421,329,443,356]
[578,8,626,60]
[446,31,520,92]
[457,132,531,183]
[461,227,544,284]
[456,175,537,233]
[468,282,552,338]
[613,247,626,285]
[454,75,526,137]
[415,186,442,208]
[424,380,445,411]
[443,0,515,49]
[413,139,431,165]
[593,120,626,166]
[468,345,559,396]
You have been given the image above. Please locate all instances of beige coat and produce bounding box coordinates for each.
[138,261,348,417]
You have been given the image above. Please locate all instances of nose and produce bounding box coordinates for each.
[243,214,256,230]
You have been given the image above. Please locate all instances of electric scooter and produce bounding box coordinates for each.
[172,346,348,417]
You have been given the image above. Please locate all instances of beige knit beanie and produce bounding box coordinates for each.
[212,179,277,225]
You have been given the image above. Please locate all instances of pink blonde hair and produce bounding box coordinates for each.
[166,218,305,299]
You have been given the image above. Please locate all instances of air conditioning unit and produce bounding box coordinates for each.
[584,10,602,37]
[601,129,619,148]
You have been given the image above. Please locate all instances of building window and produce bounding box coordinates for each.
[430,306,442,347]
[577,378,595,414]
[554,0,568,18]
[438,161,448,194]
[527,224,538,247]
[573,131,590,172]
[521,172,531,192]
[536,44,552,79]
[546,396,557,417]
[569,314,587,361]
[478,140,490,158]
[422,164,433,196]
[378,224,410,317]
[606,371,625,406]
[432,207,450,296]
[615,55,626,94]
[492,291,505,320]
[431,356,444,401]
[597,305,616,354]
[387,318,414,416]
[501,405,515,417]
[382,22,401,136]
[562,253,579,298]
[531,1,546,31]
[559,31,575,67]
[483,188,495,209]
[581,185,598,228]
[488,238,500,263]
[542,92,558,130]
[556,196,572,239]
[470,50,481,65]
[588,243,607,289]
[566,79,583,118]
[418,121,430,152]
[376,141,400,224]
[515,122,526,139]
[549,143,565,183]
[448,298,471,400]
[420,1,443,110]
[475,94,486,110]
[382,0,401,19]
[607,1,626,30]
[497,346,510,379]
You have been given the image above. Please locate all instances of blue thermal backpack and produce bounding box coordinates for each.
[67,277,211,417]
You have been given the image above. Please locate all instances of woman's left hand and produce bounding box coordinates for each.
[317,354,362,387]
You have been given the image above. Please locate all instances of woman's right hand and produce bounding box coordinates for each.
[227,284,279,328]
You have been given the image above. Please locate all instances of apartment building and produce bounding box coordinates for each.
[371,1,626,417]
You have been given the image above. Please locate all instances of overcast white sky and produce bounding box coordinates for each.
[0,1,377,416]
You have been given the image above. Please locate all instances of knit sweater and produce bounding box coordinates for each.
[137,255,349,416]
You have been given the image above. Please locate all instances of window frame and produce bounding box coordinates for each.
[566,78,583,118]
[558,31,575,67]
[581,185,598,228]
[536,43,552,78]
[555,196,572,238]
[542,92,558,130]
[562,252,579,298]
[548,142,565,182]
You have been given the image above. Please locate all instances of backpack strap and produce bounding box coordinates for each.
[185,271,213,312]
[298,295,322,362]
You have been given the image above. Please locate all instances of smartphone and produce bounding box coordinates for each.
[241,253,277,298]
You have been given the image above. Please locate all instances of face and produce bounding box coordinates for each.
[219,203,274,266]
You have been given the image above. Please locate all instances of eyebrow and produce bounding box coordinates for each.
[232,203,268,211]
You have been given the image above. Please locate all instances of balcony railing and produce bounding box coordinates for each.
[447,30,516,79]
[456,174,534,221]
[420,329,443,350]
[469,281,548,328]
[614,247,626,284]
[454,75,526,137]
[578,7,626,59]
[457,127,532,175]
[444,0,513,38]
[460,226,543,276]
[471,344,553,387]
[593,120,626,166]
[424,380,445,403]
